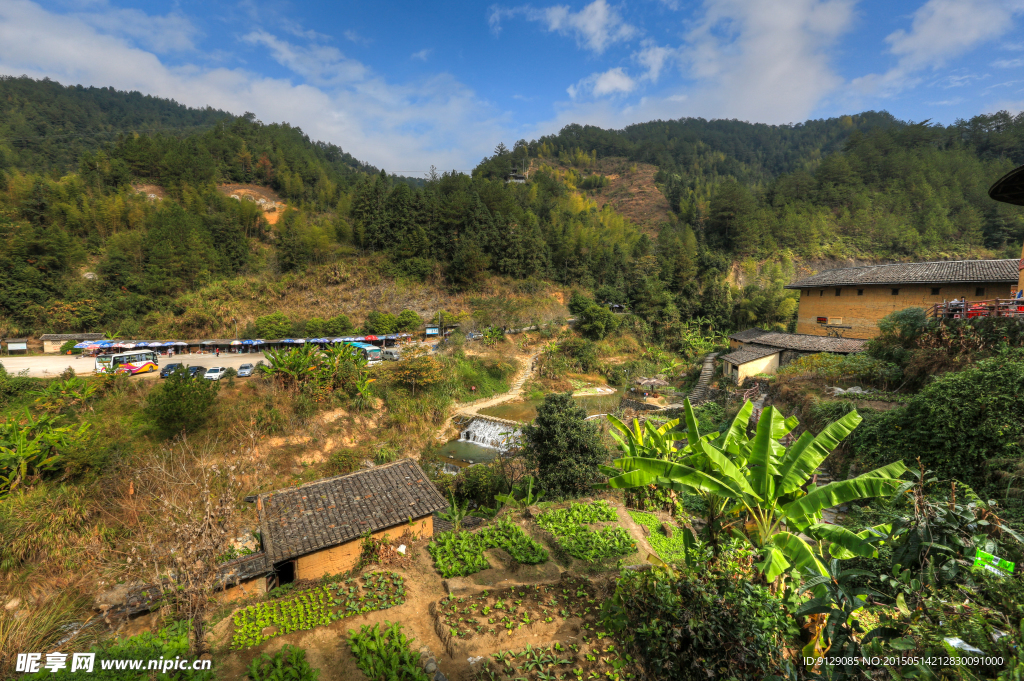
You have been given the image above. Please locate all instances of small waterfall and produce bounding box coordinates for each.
[460,417,521,450]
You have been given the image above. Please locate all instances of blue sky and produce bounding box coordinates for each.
[1,0,1023,172]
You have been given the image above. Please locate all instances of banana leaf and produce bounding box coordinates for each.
[776,409,863,495]
[782,461,908,528]
[809,523,879,559]
[602,456,745,497]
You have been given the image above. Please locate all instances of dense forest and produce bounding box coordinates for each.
[1,76,1023,343]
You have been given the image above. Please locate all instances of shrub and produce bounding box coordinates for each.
[364,311,398,335]
[853,352,1024,493]
[253,311,291,338]
[558,338,599,372]
[601,559,797,680]
[521,392,608,498]
[395,309,422,332]
[58,340,80,354]
[147,367,220,437]
[577,303,619,340]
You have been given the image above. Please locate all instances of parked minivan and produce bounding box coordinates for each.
[382,348,401,361]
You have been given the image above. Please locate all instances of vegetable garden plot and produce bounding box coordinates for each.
[537,501,636,562]
[473,637,636,681]
[347,621,429,681]
[433,577,603,643]
[427,519,548,578]
[626,511,690,565]
[230,571,406,649]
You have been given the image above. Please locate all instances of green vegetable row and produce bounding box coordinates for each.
[230,572,406,649]
[538,502,636,562]
[427,519,548,578]
[347,621,430,681]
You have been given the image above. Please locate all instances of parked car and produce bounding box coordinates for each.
[187,366,207,378]
[160,363,182,378]
[237,363,255,377]
[466,332,483,340]
[382,348,401,361]
[203,367,226,381]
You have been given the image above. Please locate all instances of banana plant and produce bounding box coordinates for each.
[606,415,687,460]
[494,476,552,517]
[601,399,907,582]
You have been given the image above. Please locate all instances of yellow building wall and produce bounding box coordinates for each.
[43,340,66,353]
[294,515,432,581]
[794,282,1014,339]
[216,575,268,603]
[723,352,780,384]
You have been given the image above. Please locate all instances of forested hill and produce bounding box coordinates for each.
[0,76,379,181]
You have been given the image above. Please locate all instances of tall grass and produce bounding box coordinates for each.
[0,591,98,678]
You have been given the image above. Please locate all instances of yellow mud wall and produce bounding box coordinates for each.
[795,283,1013,339]
[736,353,780,383]
[294,515,432,581]
[216,575,267,603]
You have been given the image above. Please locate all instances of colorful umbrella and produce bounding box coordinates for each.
[173,341,188,346]
[73,341,92,349]
[120,343,137,349]
[230,340,243,345]
[364,335,379,341]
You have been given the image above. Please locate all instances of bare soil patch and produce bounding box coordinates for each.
[218,183,287,224]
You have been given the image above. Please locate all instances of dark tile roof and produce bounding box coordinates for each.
[749,332,867,353]
[215,552,269,587]
[259,459,448,564]
[39,333,105,341]
[728,328,770,342]
[785,259,1019,288]
[720,344,781,366]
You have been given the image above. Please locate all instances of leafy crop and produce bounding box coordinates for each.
[628,512,694,566]
[230,572,405,649]
[537,502,636,562]
[245,645,319,681]
[347,621,430,681]
[427,519,548,578]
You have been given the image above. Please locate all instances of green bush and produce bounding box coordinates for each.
[853,352,1024,492]
[521,392,608,498]
[254,311,291,339]
[364,311,397,334]
[245,646,318,681]
[577,303,619,340]
[395,309,422,332]
[601,557,797,681]
[58,340,81,354]
[147,367,220,437]
[558,338,599,372]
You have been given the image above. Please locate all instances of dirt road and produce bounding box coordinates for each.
[0,352,267,378]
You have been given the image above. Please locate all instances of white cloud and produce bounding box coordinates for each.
[343,29,371,46]
[680,0,855,122]
[242,31,368,85]
[854,0,1024,96]
[489,0,637,54]
[568,67,636,98]
[411,48,433,61]
[0,0,513,172]
[634,40,676,82]
[993,57,1024,68]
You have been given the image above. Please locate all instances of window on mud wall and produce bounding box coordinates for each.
[891,288,900,296]
[976,287,985,297]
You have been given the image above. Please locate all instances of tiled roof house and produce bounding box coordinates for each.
[258,459,447,581]
[784,259,1020,339]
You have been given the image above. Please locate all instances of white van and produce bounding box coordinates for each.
[382,348,401,361]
